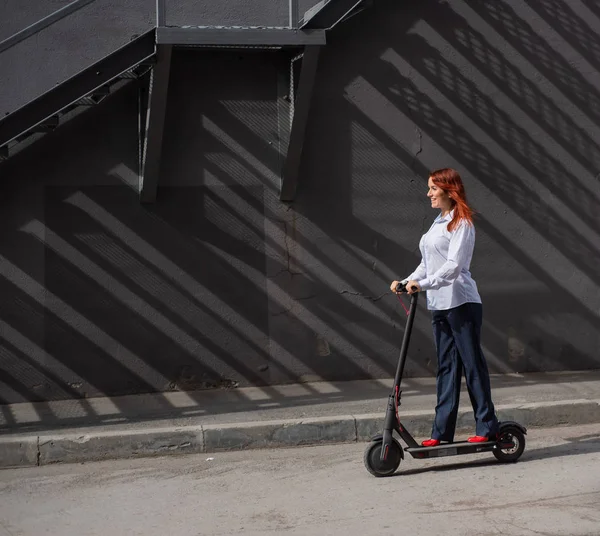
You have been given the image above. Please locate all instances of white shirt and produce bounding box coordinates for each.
[403,210,481,311]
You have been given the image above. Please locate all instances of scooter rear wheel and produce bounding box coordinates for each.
[493,425,525,463]
[364,439,402,477]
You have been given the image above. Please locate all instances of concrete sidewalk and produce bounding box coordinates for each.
[1,370,599,468]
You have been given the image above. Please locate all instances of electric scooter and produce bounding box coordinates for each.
[364,282,527,477]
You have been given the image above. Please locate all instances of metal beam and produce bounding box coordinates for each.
[156,27,326,46]
[289,0,299,28]
[0,30,155,149]
[0,0,97,54]
[276,54,292,187]
[137,74,150,191]
[300,0,365,29]
[139,45,172,204]
[280,46,321,201]
[156,0,166,26]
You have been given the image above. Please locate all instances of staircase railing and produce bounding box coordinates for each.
[0,0,97,54]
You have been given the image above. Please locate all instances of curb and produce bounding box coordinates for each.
[1,399,599,469]
[38,426,205,466]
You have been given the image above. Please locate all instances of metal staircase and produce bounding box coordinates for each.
[300,0,372,29]
[0,0,371,201]
[0,26,156,162]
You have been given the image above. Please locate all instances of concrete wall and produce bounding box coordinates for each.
[1,0,600,406]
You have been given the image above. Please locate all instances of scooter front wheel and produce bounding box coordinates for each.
[364,439,402,477]
[493,425,526,463]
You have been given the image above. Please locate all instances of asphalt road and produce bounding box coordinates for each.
[1,423,600,536]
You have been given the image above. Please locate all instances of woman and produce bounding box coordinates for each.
[390,168,498,446]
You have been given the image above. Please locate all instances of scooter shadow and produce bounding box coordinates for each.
[395,458,498,477]
[520,433,600,462]
[393,432,600,476]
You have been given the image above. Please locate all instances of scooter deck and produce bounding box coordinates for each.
[405,440,499,459]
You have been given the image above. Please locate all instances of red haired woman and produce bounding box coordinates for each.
[390,168,499,446]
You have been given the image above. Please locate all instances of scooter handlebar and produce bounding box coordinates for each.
[395,282,419,293]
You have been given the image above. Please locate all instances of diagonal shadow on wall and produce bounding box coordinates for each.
[1,0,599,433]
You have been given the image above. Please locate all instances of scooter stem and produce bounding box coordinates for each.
[393,292,419,389]
[379,292,420,462]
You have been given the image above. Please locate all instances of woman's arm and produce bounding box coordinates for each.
[417,221,475,291]
[403,259,426,284]
[389,258,426,293]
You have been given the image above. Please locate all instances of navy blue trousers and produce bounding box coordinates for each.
[430,302,498,442]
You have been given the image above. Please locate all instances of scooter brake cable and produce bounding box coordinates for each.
[396,293,410,316]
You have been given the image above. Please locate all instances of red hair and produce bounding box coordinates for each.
[429,168,474,232]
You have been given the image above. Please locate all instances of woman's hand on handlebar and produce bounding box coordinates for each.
[390,280,404,293]
[390,280,421,294]
[404,280,421,294]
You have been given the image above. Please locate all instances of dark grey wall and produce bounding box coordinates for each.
[1,0,600,410]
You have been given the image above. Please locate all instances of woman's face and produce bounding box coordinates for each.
[427,177,452,212]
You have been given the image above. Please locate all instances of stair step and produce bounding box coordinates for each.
[118,71,138,80]
[32,115,60,132]
[90,85,110,97]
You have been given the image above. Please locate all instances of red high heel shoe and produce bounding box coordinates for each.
[421,439,441,447]
[467,435,489,443]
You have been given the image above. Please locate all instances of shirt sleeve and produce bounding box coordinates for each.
[403,259,426,284]
[417,221,475,291]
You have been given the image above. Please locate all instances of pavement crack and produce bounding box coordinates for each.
[414,490,600,515]
[506,523,552,536]
[340,290,387,302]
[271,308,291,317]
[0,519,17,536]
[414,127,423,159]
[271,268,303,278]
[283,221,299,276]
[272,220,303,278]
[402,58,423,171]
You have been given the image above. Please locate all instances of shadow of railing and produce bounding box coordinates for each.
[364,62,600,289]
[523,0,600,76]
[397,34,600,234]
[467,0,600,127]
[428,3,600,178]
